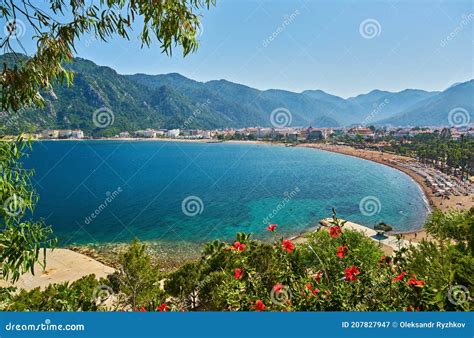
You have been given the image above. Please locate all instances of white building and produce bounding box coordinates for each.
[199,130,211,139]
[71,130,84,139]
[257,128,272,138]
[167,129,180,138]
[119,131,130,138]
[136,129,156,138]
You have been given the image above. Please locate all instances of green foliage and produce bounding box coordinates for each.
[164,261,203,310]
[0,137,56,282]
[1,209,472,312]
[0,275,103,311]
[389,133,473,176]
[1,0,215,111]
[401,207,474,311]
[162,210,473,312]
[403,240,473,311]
[111,240,165,309]
[425,208,474,252]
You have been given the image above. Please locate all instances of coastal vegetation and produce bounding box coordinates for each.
[1,0,215,112]
[1,55,472,135]
[0,0,472,315]
[1,209,472,312]
[1,0,214,283]
[387,133,473,177]
[334,131,473,177]
[0,137,56,282]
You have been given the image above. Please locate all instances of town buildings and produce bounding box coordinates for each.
[35,125,472,142]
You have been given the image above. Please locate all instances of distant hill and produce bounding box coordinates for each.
[1,53,472,135]
[127,74,344,127]
[381,80,474,127]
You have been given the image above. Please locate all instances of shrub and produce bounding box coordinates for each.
[111,239,165,309]
[1,275,103,311]
[162,211,472,311]
[1,209,472,312]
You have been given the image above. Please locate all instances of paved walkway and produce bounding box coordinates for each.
[319,218,417,254]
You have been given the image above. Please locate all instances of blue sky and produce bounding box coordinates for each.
[14,0,474,97]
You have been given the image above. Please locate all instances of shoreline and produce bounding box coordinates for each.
[33,138,467,211]
[36,138,461,244]
[30,137,275,145]
[297,143,472,214]
[25,139,472,257]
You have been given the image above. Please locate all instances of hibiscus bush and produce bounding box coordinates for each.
[1,209,472,312]
[401,208,474,311]
[164,213,441,311]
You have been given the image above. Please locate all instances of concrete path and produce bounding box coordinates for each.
[319,218,417,254]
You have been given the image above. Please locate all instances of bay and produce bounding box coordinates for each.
[24,141,430,246]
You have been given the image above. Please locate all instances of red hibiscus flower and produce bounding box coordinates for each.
[311,271,322,283]
[234,268,243,279]
[407,275,425,287]
[282,239,295,253]
[406,305,420,312]
[273,283,283,293]
[267,224,278,232]
[329,226,342,238]
[157,303,169,312]
[253,299,266,311]
[232,241,246,252]
[392,271,407,282]
[306,283,320,295]
[344,265,360,282]
[336,246,347,259]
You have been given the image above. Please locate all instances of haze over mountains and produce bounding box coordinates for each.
[2,54,473,135]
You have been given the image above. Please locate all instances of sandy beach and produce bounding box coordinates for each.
[0,249,114,291]
[294,143,472,243]
[299,143,473,213]
[6,139,469,290]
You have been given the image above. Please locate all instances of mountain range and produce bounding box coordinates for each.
[1,54,473,136]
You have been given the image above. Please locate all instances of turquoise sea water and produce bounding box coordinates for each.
[25,141,429,246]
